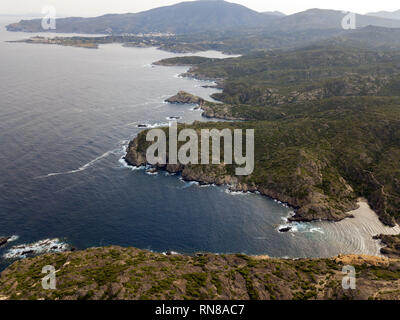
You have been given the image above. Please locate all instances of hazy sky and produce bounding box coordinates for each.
[1,0,399,17]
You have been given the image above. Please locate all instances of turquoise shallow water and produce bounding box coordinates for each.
[0,16,397,270]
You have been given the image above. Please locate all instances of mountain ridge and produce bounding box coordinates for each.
[7,2,400,35]
[6,0,279,35]
[367,10,400,20]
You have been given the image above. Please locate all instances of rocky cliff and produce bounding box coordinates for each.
[125,122,357,223]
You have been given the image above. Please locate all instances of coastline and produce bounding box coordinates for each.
[124,135,357,224]
[122,153,400,252]
[122,60,400,258]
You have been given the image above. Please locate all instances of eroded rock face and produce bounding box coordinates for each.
[125,138,147,167]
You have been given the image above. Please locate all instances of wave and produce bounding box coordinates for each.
[35,149,120,179]
[162,251,180,256]
[277,221,325,235]
[224,188,253,196]
[118,157,149,171]
[8,235,19,242]
[135,122,169,129]
[3,238,70,260]
[179,178,200,189]
[200,183,216,188]
[145,170,159,176]
[166,116,181,121]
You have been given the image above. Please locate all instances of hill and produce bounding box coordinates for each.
[6,0,279,35]
[7,4,400,35]
[0,246,399,300]
[327,26,400,50]
[136,46,400,225]
[367,10,400,20]
[267,9,400,32]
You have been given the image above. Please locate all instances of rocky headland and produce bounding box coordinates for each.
[165,91,245,121]
[124,128,357,224]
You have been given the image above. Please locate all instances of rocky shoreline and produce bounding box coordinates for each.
[124,90,358,223]
[1,238,72,260]
[124,135,355,224]
[165,91,244,120]
[374,234,400,258]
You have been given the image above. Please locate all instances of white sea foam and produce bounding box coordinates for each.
[179,178,200,188]
[0,235,19,247]
[3,238,70,259]
[162,251,180,256]
[146,170,159,176]
[118,157,148,171]
[8,235,19,242]
[166,116,181,120]
[36,150,117,179]
[224,188,252,196]
[200,184,216,188]
[277,221,324,235]
[137,122,169,129]
[190,106,202,111]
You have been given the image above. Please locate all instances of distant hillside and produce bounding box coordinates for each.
[267,9,400,32]
[7,3,400,35]
[367,10,400,20]
[262,11,286,17]
[317,26,400,51]
[6,0,279,35]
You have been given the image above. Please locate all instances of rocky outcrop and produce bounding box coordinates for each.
[165,91,242,121]
[2,238,70,260]
[125,138,147,167]
[0,237,10,247]
[165,91,205,105]
[374,234,400,258]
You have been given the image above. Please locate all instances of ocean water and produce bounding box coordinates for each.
[0,17,398,270]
